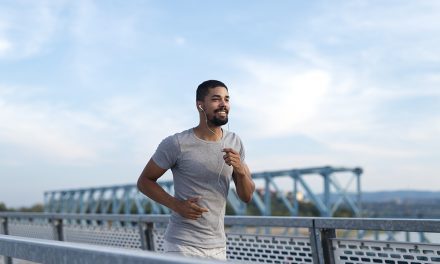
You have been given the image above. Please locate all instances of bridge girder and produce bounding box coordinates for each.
[44,166,363,217]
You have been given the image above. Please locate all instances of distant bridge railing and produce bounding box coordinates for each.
[2,213,440,263]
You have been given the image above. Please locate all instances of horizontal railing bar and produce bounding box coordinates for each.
[3,213,440,233]
[0,235,222,264]
[60,213,169,223]
[225,216,314,227]
[0,212,58,219]
[0,213,313,227]
[0,213,169,223]
[330,237,440,247]
[315,217,440,232]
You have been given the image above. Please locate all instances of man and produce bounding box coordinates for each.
[137,80,255,260]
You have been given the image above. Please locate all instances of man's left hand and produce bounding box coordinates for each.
[222,148,245,175]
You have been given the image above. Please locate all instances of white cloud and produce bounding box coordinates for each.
[0,84,190,165]
[234,59,331,138]
[93,95,190,162]
[0,97,100,163]
[0,38,11,56]
[0,1,64,59]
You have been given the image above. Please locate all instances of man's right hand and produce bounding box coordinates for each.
[174,196,209,220]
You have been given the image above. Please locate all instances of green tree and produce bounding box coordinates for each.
[0,202,7,212]
[333,206,355,217]
[17,203,44,212]
[298,201,320,216]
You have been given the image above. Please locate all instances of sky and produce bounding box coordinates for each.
[0,1,439,207]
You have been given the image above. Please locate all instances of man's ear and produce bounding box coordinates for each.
[196,101,204,111]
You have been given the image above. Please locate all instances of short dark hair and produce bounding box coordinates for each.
[196,80,228,101]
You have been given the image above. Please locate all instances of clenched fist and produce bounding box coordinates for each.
[222,148,245,175]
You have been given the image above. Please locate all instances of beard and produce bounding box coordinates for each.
[211,116,228,126]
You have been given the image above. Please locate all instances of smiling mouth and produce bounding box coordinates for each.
[216,110,228,116]
[215,108,228,114]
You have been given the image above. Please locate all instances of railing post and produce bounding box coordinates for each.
[309,226,324,264]
[52,218,64,241]
[321,228,336,264]
[138,221,148,250]
[145,222,155,251]
[1,217,12,264]
[1,217,7,235]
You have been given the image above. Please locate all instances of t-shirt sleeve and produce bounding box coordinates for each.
[238,137,246,163]
[151,135,180,170]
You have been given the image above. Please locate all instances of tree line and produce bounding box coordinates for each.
[0,202,44,212]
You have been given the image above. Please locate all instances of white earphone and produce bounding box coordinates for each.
[197,102,229,230]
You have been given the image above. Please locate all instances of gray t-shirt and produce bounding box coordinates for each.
[152,128,245,248]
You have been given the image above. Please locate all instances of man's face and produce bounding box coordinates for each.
[200,86,230,127]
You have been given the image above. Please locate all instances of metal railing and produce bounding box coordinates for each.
[1,212,440,264]
[0,234,224,264]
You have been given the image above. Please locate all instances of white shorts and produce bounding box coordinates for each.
[163,240,227,261]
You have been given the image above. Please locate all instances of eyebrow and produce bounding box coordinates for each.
[211,95,230,99]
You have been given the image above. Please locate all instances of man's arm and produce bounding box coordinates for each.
[223,148,255,203]
[137,158,208,220]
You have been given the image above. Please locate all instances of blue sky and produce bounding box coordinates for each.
[0,1,439,207]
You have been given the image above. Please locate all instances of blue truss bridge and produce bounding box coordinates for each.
[44,166,363,217]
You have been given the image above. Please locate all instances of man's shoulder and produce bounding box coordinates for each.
[224,130,242,141]
[161,128,193,144]
[170,128,192,140]
[224,130,246,151]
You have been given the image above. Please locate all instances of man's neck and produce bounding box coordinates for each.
[193,125,222,142]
